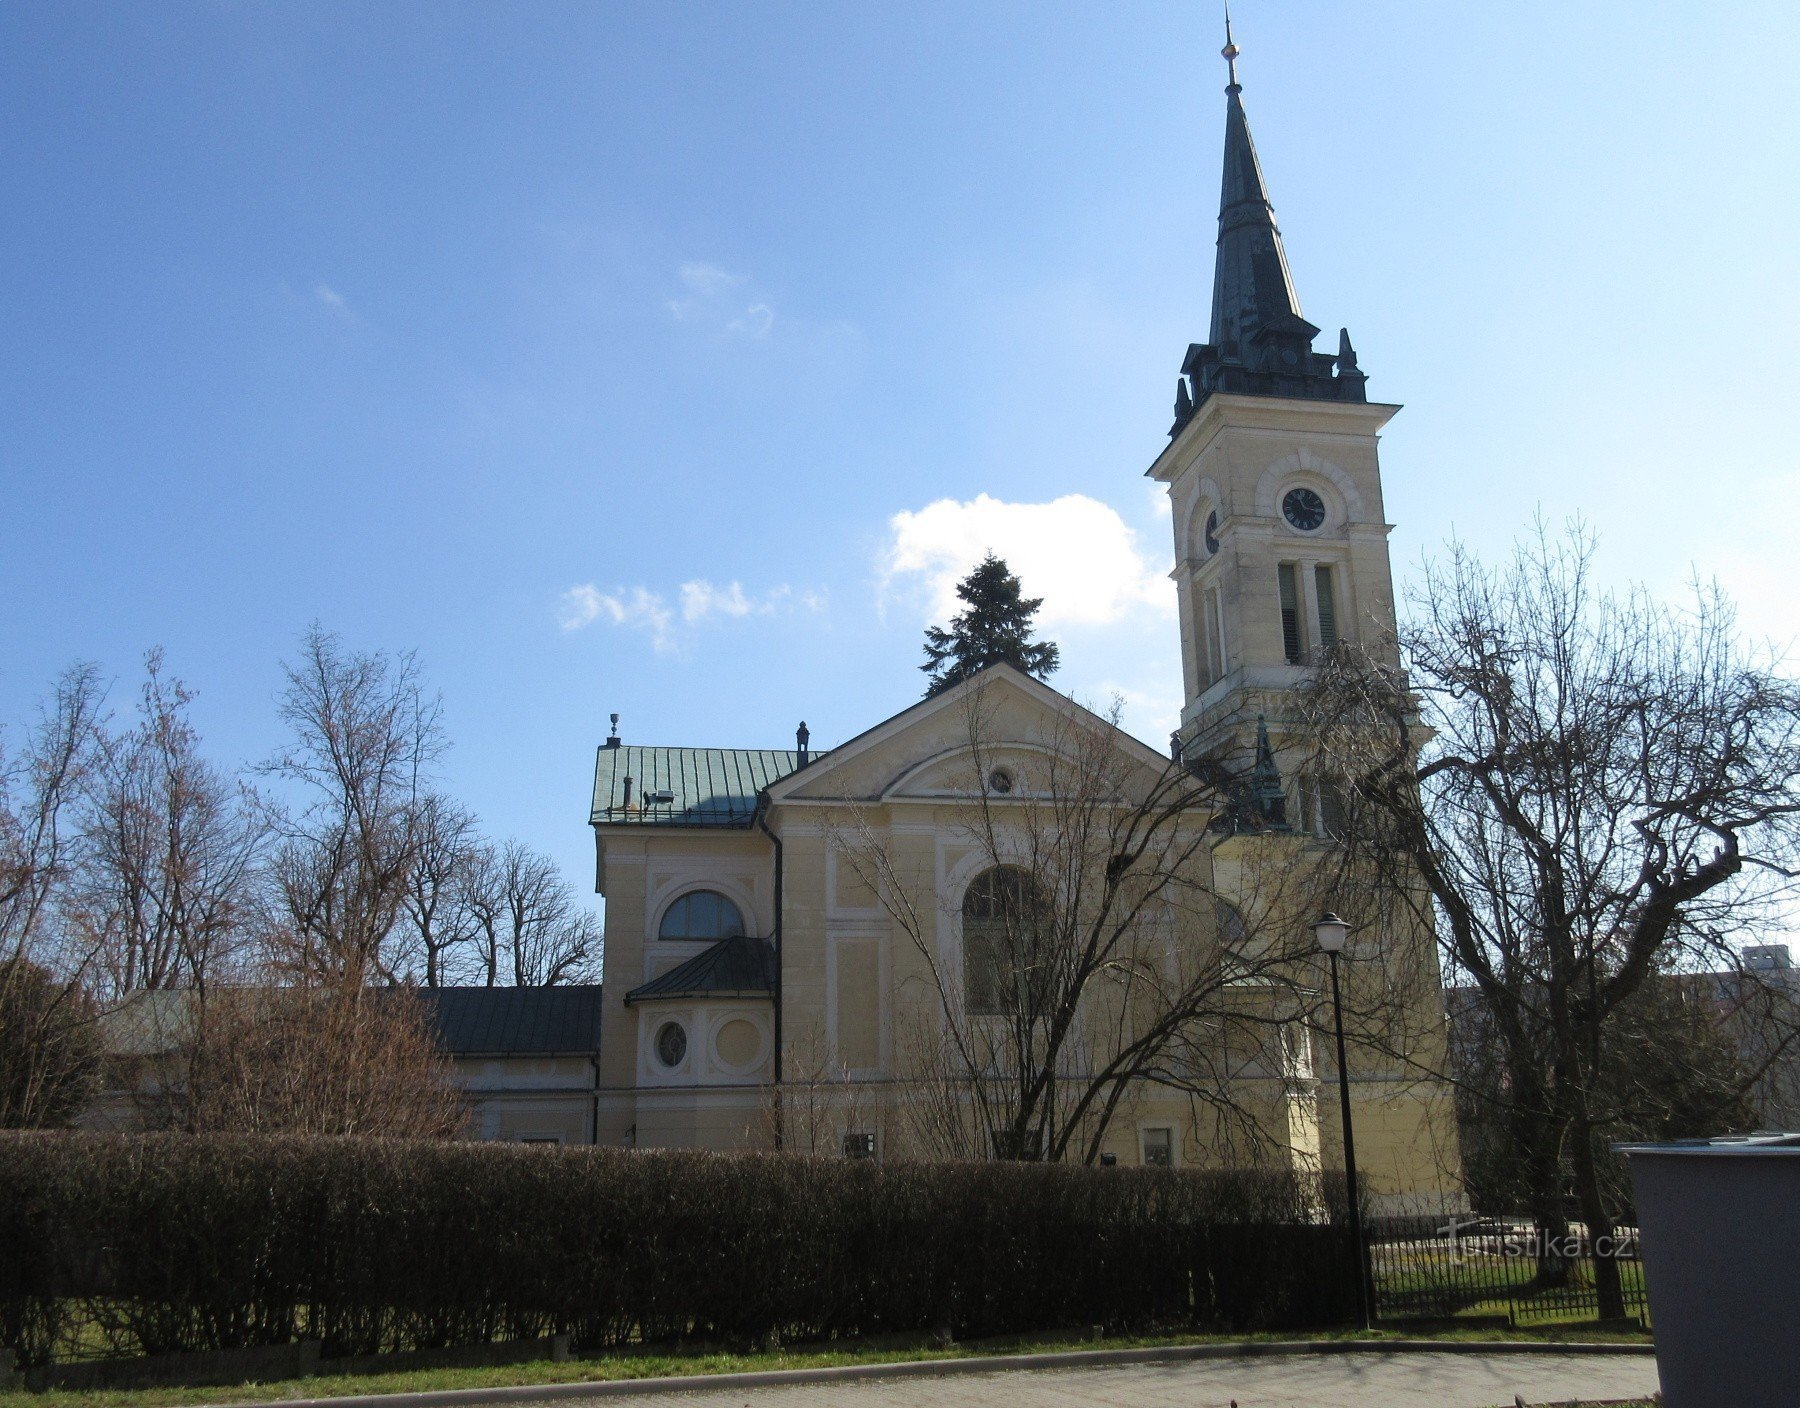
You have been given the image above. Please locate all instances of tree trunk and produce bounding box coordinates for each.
[1568,1109,1626,1319]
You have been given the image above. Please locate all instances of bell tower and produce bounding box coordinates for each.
[1151,18,1402,805]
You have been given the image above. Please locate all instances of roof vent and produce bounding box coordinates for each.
[605,713,621,749]
[646,788,676,806]
[796,721,811,767]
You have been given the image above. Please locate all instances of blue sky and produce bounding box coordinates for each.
[4,2,1798,906]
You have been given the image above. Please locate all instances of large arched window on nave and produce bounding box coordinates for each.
[658,889,747,941]
[962,865,1046,1017]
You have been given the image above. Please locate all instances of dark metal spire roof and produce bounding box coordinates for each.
[1170,20,1367,434]
[1210,9,1303,352]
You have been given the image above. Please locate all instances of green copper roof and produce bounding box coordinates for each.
[625,934,776,1003]
[590,745,818,828]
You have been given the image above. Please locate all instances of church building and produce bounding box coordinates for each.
[589,33,1463,1212]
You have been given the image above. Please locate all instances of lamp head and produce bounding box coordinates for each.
[1313,912,1350,955]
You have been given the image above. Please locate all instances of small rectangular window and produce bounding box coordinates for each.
[1314,565,1338,650]
[843,1131,877,1160]
[992,1128,1043,1161]
[1208,587,1227,683]
[1318,781,1348,839]
[1278,564,1304,664]
[1194,584,1215,686]
[1142,1127,1174,1167]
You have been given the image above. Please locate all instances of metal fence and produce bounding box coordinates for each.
[1369,1218,1649,1327]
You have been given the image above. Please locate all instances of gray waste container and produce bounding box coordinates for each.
[1618,1133,1800,1408]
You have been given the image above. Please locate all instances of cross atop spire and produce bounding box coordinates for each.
[1169,11,1368,435]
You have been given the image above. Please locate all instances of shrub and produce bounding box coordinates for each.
[0,961,100,1130]
[0,1133,1357,1367]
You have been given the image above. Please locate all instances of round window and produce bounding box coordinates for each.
[654,1021,688,1068]
[988,768,1014,794]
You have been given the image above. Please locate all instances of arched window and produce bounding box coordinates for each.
[1216,899,1248,949]
[962,865,1045,1017]
[658,889,747,941]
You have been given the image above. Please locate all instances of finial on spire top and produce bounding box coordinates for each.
[1221,1,1241,91]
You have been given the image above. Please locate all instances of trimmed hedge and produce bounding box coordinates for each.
[0,1133,1356,1366]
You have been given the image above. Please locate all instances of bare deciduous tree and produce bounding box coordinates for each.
[146,984,467,1138]
[261,626,444,986]
[71,651,262,998]
[396,792,485,986]
[0,665,107,1126]
[464,839,600,986]
[1306,521,1800,1316]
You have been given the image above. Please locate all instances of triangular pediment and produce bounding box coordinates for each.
[762,665,1172,808]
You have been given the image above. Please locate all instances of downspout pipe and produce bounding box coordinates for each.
[755,796,784,1149]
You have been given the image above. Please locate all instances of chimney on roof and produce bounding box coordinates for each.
[796,721,810,767]
[621,776,635,811]
[605,713,621,749]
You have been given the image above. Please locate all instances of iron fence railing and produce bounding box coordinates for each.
[1369,1218,1648,1326]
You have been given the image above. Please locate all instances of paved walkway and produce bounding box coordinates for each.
[554,1352,1660,1408]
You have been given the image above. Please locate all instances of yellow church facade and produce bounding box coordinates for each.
[588,41,1465,1214]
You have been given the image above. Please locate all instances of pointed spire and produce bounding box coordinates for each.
[1209,20,1306,354]
[1251,716,1290,830]
[1168,11,1366,432]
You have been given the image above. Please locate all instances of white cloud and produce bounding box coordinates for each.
[677,262,744,296]
[666,263,775,337]
[882,493,1174,628]
[311,283,360,323]
[727,303,774,339]
[680,579,754,622]
[561,578,824,651]
[558,585,676,650]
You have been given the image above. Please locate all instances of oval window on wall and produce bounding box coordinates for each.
[658,889,747,941]
[654,1021,688,1068]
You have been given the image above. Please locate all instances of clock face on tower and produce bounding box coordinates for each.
[1203,510,1220,555]
[1281,487,1326,532]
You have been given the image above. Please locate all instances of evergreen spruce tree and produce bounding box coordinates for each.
[920,554,1060,696]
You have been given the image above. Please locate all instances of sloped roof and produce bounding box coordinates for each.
[625,935,776,1004]
[99,985,605,1059]
[419,985,604,1055]
[590,746,816,828]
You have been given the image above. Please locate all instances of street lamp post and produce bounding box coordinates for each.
[1314,911,1372,1330]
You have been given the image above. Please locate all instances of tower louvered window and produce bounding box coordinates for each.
[1278,564,1304,664]
[1314,565,1338,650]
